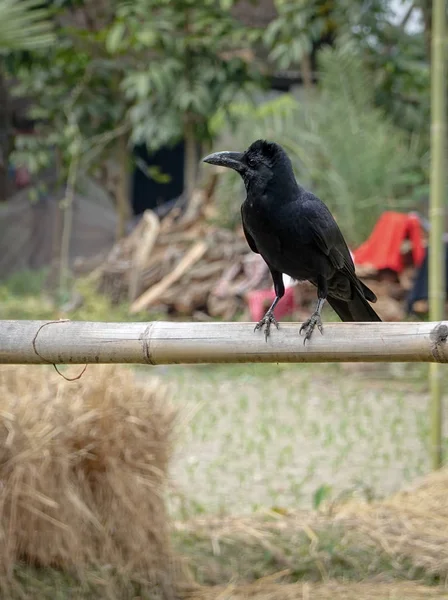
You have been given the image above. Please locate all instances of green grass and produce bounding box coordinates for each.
[141,361,447,518]
[5,564,170,599]
[173,518,439,587]
[0,269,160,322]
[9,518,442,598]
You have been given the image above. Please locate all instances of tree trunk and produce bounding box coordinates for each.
[183,117,197,206]
[58,153,79,302]
[421,0,432,61]
[301,54,313,89]
[0,64,11,202]
[115,134,131,240]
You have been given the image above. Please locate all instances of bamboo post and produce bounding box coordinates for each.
[429,0,446,470]
[0,320,447,365]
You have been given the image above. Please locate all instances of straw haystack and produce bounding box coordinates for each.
[183,581,446,600]
[174,467,448,599]
[0,364,178,597]
[337,467,448,577]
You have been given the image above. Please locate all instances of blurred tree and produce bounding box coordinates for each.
[264,0,430,142]
[0,0,54,201]
[116,0,263,208]
[263,0,333,87]
[349,1,430,143]
[0,0,54,52]
[261,0,431,220]
[7,0,263,299]
[10,0,263,232]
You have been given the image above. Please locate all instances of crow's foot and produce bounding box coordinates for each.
[300,312,323,345]
[254,310,279,341]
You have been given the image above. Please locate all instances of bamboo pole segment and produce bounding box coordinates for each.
[429,0,446,469]
[0,320,447,365]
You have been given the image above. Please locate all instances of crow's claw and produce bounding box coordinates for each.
[254,310,279,341]
[300,312,323,345]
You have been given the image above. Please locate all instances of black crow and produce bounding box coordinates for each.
[203,139,381,343]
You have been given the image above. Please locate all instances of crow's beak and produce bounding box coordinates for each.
[202,151,245,173]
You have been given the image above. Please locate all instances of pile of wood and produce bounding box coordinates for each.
[95,207,272,320]
[355,262,418,322]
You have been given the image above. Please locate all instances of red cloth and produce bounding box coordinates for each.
[247,286,297,322]
[15,166,31,188]
[353,211,425,273]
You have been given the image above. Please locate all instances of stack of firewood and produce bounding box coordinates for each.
[94,206,272,320]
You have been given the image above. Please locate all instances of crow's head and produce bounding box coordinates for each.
[202,140,294,189]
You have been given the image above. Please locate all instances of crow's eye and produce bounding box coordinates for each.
[247,156,256,168]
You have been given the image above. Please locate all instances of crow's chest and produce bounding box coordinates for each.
[242,198,278,248]
[241,197,319,280]
[242,199,300,260]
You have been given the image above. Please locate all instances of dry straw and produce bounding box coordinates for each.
[183,581,446,600]
[337,468,448,577]
[0,364,179,597]
[175,467,448,599]
[178,466,448,582]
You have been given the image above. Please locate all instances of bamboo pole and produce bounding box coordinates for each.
[0,321,447,365]
[429,0,446,470]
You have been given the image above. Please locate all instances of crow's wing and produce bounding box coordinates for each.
[241,208,260,254]
[279,193,377,301]
[283,193,353,272]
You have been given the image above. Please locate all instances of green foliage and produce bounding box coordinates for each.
[0,270,152,322]
[0,269,55,320]
[312,483,333,509]
[211,45,424,245]
[117,0,264,149]
[10,0,263,178]
[264,0,430,146]
[0,268,48,297]
[0,0,54,52]
[348,7,430,139]
[11,29,129,176]
[263,0,394,74]
[264,0,327,70]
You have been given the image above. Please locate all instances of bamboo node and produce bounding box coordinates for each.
[140,323,156,365]
[430,323,448,363]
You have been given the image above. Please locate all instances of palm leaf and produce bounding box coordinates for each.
[0,0,54,52]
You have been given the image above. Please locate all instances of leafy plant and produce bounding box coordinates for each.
[313,484,333,509]
[0,0,54,52]
[264,0,324,70]
[264,0,430,148]
[10,0,264,239]
[119,0,262,147]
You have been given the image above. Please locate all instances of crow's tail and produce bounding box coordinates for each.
[327,289,382,322]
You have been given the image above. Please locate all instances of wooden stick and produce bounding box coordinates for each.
[129,241,207,313]
[0,320,447,365]
[128,210,160,303]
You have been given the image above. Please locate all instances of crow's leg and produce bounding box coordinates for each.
[300,277,327,344]
[254,269,284,341]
